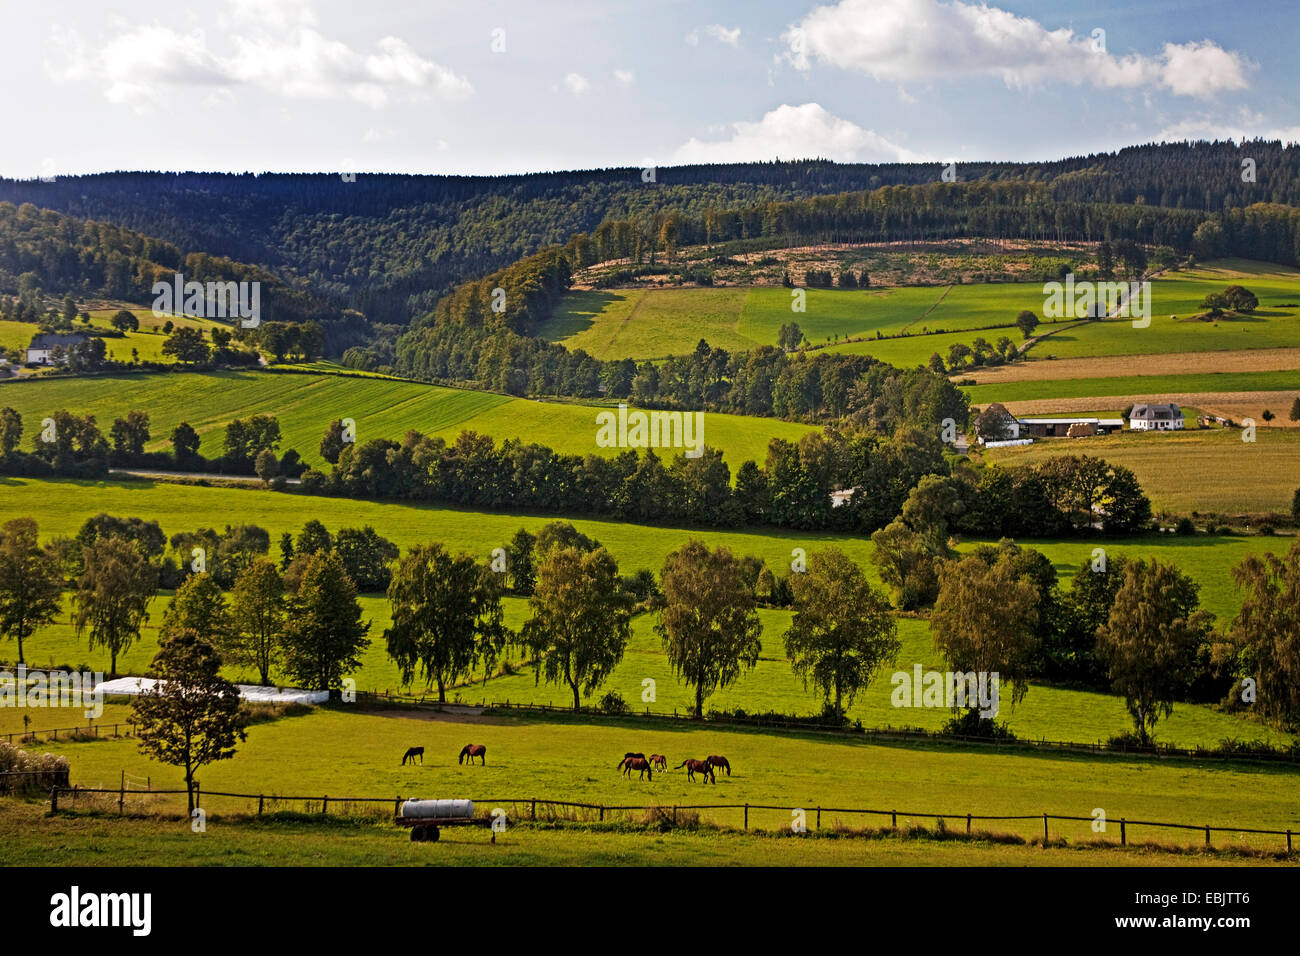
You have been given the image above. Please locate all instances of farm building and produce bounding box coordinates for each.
[25,332,88,365]
[1129,403,1184,431]
[829,486,860,508]
[1016,416,1124,438]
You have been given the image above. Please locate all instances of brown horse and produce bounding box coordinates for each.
[675,759,715,783]
[649,754,668,771]
[459,744,486,765]
[621,757,654,780]
[706,755,731,776]
[617,752,647,771]
[401,746,424,766]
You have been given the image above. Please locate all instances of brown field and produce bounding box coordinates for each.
[961,348,1300,384]
[1002,390,1300,427]
[985,427,1300,514]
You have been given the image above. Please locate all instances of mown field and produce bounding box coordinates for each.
[3,705,1298,858]
[0,370,815,470]
[540,260,1300,367]
[2,476,1294,750]
[984,428,1300,514]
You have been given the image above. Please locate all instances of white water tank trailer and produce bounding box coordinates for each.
[396,799,487,842]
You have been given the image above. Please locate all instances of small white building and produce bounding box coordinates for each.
[1129,403,1184,431]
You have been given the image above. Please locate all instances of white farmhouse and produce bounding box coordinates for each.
[1128,403,1184,431]
[25,332,87,365]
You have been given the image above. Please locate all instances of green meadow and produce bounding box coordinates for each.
[541,260,1300,368]
[1,310,226,367]
[0,370,814,470]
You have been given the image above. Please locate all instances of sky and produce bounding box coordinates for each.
[2,0,1296,178]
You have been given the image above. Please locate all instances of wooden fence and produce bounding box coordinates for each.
[1,722,133,746]
[46,785,1297,853]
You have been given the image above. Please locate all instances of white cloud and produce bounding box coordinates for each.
[45,1,473,112]
[562,72,590,95]
[613,68,635,86]
[783,0,1250,98]
[686,25,741,48]
[671,103,924,165]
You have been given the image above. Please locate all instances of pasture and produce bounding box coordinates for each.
[2,476,1295,750]
[0,308,227,368]
[3,704,1299,858]
[0,370,815,470]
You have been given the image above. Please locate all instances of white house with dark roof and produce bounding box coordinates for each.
[26,332,88,365]
[1129,403,1184,431]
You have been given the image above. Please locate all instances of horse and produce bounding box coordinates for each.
[621,757,654,780]
[617,752,647,771]
[649,754,668,771]
[401,746,424,766]
[706,755,731,776]
[459,744,487,765]
[675,759,715,784]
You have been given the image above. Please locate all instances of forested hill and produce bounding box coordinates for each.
[1,140,1296,326]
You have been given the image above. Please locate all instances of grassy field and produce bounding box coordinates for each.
[1,309,228,367]
[2,476,1294,749]
[4,800,1284,866]
[984,427,1300,514]
[0,370,815,470]
[541,261,1300,370]
[3,705,1298,858]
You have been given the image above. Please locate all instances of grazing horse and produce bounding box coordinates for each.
[401,746,424,766]
[675,759,715,784]
[617,752,647,771]
[706,755,731,777]
[649,754,668,771]
[459,744,487,765]
[621,757,654,780]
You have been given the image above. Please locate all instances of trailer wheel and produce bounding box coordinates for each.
[428,825,441,842]
[410,826,426,842]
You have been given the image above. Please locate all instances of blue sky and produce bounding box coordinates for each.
[3,0,1296,177]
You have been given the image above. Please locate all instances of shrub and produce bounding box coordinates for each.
[598,691,627,715]
[0,742,70,794]
[1174,517,1196,535]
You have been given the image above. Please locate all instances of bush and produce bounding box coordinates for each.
[1256,523,1275,536]
[598,691,627,715]
[941,708,1016,740]
[0,742,70,794]
[1174,517,1196,535]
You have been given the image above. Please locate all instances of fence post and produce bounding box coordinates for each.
[322,796,328,816]
[1204,826,1211,847]
[673,806,677,826]
[119,771,124,814]
[816,807,821,831]
[744,804,748,830]
[891,810,896,828]
[599,806,604,822]
[966,814,971,835]
[1287,829,1292,853]
[50,786,58,813]
[394,797,401,818]
[531,799,536,821]
[259,795,264,816]
[1043,813,1048,844]
[1120,819,1126,846]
